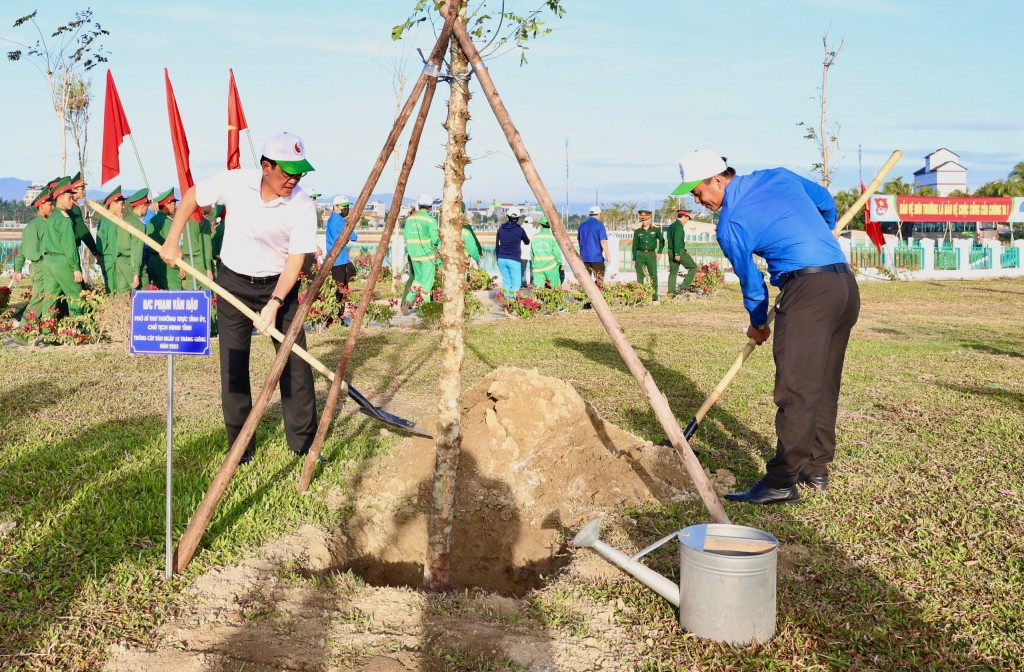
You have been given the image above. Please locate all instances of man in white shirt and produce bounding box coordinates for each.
[160,132,319,464]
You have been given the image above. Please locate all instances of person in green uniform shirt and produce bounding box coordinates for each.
[460,206,483,266]
[666,207,698,296]
[180,195,214,289]
[114,189,150,293]
[41,178,85,317]
[529,215,563,289]
[631,209,664,300]
[401,194,440,312]
[68,172,102,279]
[13,188,55,324]
[95,187,124,292]
[209,204,225,277]
[147,188,185,290]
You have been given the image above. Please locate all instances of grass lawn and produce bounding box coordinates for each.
[1,278,1022,670]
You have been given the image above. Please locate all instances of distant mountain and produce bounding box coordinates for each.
[1,177,107,203]
[0,178,31,201]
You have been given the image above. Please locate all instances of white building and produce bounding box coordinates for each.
[22,182,46,206]
[913,148,968,196]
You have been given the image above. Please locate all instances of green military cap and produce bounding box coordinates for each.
[70,171,85,187]
[51,177,74,198]
[638,209,652,215]
[127,188,150,207]
[46,176,63,189]
[102,186,124,205]
[31,188,54,208]
[155,187,176,206]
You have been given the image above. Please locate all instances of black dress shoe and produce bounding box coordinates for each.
[798,472,829,491]
[238,450,254,466]
[724,477,801,505]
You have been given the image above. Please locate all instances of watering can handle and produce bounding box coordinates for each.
[630,529,681,561]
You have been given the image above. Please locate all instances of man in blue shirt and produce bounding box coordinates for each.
[577,205,609,283]
[672,149,860,505]
[325,194,358,310]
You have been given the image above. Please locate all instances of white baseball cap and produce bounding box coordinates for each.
[589,206,602,215]
[672,149,727,195]
[417,193,433,206]
[506,207,521,218]
[524,216,534,224]
[333,194,350,206]
[262,132,314,174]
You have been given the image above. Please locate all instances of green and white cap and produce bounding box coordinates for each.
[262,131,315,174]
[672,149,727,195]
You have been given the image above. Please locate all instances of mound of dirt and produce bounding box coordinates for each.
[335,366,716,594]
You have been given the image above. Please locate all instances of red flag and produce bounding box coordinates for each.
[227,68,249,169]
[862,180,885,254]
[164,69,202,221]
[101,70,131,184]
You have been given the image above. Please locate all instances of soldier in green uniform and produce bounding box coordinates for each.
[666,207,698,296]
[95,187,124,292]
[632,209,664,300]
[180,195,214,289]
[209,204,225,277]
[12,188,55,324]
[42,178,85,317]
[68,172,102,281]
[147,188,184,290]
[529,215,563,289]
[114,189,150,293]
[401,195,440,312]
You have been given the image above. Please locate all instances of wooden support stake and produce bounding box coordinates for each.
[681,150,904,439]
[297,65,442,491]
[451,21,730,526]
[169,14,460,574]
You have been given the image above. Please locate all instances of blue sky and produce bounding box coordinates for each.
[1,1,1021,211]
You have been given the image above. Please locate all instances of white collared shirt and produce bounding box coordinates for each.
[195,169,317,276]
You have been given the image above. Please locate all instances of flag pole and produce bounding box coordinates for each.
[127,135,152,194]
[245,129,259,167]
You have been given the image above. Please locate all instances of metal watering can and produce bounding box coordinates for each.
[573,519,779,645]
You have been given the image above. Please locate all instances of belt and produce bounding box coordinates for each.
[636,248,657,252]
[224,266,280,285]
[779,263,850,286]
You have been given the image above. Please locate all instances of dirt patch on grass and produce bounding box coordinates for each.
[104,367,730,671]
[335,367,703,595]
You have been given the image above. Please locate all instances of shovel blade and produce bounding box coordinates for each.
[348,383,433,439]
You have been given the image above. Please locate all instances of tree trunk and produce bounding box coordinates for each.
[424,8,471,594]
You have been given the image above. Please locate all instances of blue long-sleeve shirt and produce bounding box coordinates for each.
[325,211,358,266]
[716,168,845,326]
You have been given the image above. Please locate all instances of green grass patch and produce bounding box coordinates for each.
[1,278,1023,669]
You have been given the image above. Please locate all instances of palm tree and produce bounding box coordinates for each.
[883,176,914,195]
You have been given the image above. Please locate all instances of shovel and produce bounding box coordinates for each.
[88,200,432,439]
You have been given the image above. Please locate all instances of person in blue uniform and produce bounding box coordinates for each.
[672,149,859,505]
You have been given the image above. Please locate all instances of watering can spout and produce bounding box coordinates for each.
[572,519,680,608]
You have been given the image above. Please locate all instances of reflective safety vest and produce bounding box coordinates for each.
[530,228,562,272]
[403,211,440,262]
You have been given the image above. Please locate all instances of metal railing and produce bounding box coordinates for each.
[1001,246,1020,269]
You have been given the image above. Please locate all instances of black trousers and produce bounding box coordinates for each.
[765,271,860,487]
[331,261,358,310]
[217,266,318,456]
